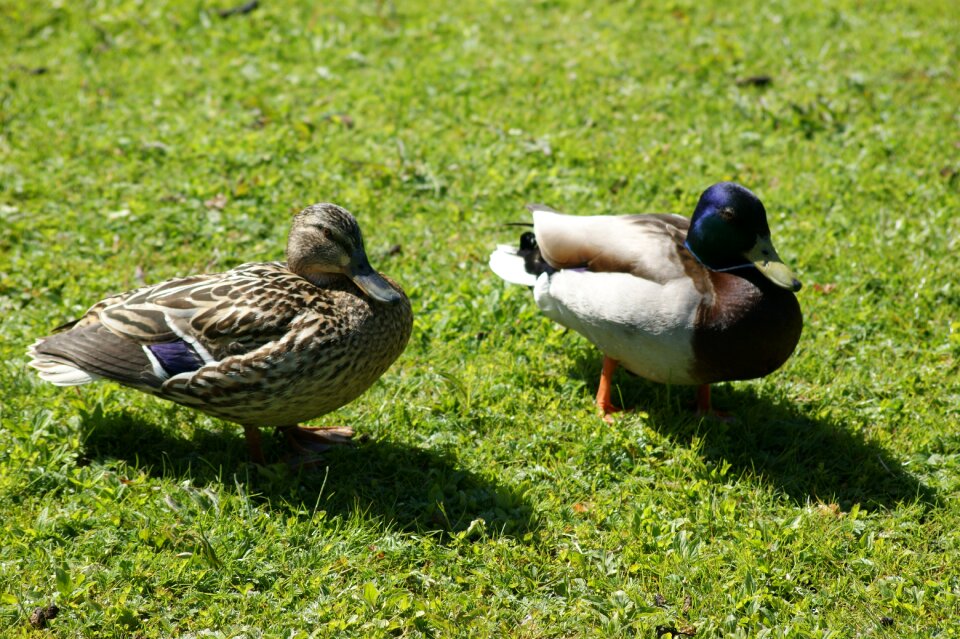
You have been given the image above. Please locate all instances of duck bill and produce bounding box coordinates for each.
[744,237,802,292]
[347,254,402,303]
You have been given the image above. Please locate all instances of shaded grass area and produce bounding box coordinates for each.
[2,0,960,636]
[600,371,938,511]
[80,406,537,536]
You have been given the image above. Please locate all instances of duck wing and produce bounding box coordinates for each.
[526,206,709,385]
[529,205,692,284]
[97,262,311,360]
[31,262,320,391]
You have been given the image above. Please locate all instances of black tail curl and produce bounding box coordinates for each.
[517,231,555,278]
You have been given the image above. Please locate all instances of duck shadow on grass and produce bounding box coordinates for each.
[567,353,938,512]
[80,409,536,538]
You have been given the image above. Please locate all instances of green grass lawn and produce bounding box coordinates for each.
[2,0,959,636]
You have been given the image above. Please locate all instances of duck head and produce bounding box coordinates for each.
[685,182,802,292]
[287,203,402,303]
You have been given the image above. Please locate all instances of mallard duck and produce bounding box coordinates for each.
[28,203,413,463]
[489,182,802,419]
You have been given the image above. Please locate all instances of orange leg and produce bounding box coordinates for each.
[243,425,266,465]
[596,356,624,423]
[695,384,732,420]
[696,384,712,415]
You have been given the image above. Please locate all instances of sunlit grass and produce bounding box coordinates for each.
[2,0,959,636]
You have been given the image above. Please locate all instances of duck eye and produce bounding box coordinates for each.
[719,207,735,221]
[318,226,332,239]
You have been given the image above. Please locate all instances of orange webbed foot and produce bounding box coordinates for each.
[598,400,626,423]
[276,425,357,468]
[596,356,629,422]
[280,425,356,453]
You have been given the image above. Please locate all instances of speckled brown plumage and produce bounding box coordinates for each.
[29,203,412,462]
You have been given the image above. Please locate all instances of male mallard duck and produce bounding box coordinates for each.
[489,182,802,419]
[28,203,413,463]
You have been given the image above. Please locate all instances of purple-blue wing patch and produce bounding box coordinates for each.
[147,341,205,376]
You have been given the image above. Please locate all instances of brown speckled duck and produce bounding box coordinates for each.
[489,182,803,419]
[28,203,413,463]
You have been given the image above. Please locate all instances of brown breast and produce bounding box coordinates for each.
[690,268,802,384]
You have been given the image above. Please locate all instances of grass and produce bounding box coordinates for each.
[2,0,959,636]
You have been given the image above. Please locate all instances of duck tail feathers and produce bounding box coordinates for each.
[27,339,101,386]
[27,325,165,390]
[489,245,539,287]
[489,230,554,287]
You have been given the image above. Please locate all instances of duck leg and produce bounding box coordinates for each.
[243,425,266,465]
[696,384,712,414]
[695,384,732,419]
[596,356,624,423]
[278,425,356,456]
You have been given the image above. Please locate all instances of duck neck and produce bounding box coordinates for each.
[293,264,349,288]
[684,240,754,273]
[685,218,755,272]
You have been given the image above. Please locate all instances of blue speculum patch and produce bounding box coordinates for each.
[147,340,205,376]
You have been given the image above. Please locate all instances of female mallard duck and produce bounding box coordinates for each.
[28,203,413,463]
[489,182,802,419]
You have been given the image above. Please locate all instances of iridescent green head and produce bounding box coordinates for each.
[685,182,801,292]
